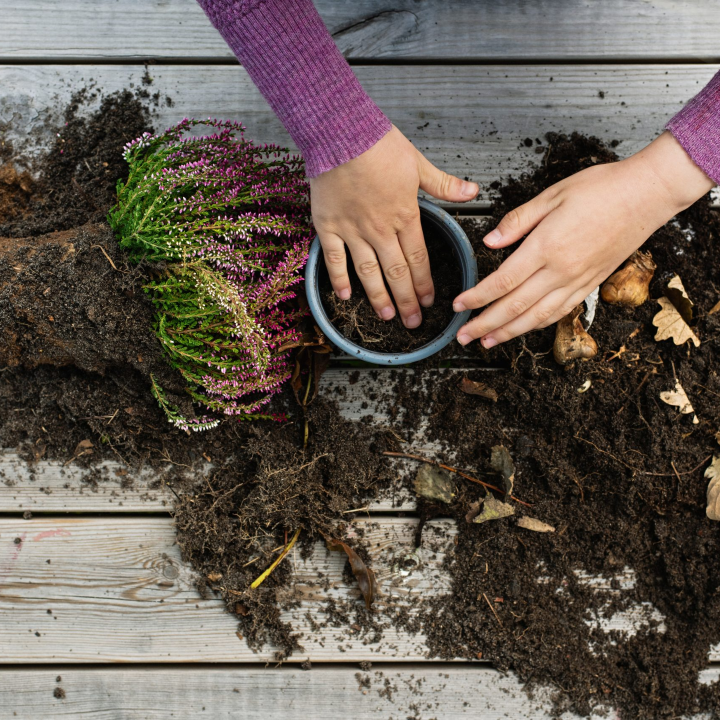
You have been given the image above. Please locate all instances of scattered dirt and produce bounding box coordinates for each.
[2,84,720,720]
[0,87,396,659]
[0,88,202,456]
[383,132,720,718]
[319,218,461,353]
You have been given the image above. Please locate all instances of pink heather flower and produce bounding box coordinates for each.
[111,119,314,430]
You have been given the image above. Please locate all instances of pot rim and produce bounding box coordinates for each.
[304,197,478,366]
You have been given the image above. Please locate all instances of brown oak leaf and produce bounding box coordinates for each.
[652,275,700,347]
[659,380,698,424]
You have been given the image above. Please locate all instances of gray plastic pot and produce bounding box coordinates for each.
[304,197,478,366]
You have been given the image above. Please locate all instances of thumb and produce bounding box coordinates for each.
[417,154,478,203]
[484,192,555,249]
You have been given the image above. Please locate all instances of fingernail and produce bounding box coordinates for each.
[457,333,471,346]
[420,293,434,307]
[405,312,422,329]
[482,336,498,349]
[485,229,502,247]
[337,287,351,300]
[379,306,395,321]
[453,300,466,312]
[461,181,477,198]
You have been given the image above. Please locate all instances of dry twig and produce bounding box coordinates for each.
[483,592,503,627]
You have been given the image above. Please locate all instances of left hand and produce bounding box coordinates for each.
[453,131,715,348]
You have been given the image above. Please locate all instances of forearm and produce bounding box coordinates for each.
[666,70,720,186]
[196,0,391,177]
[629,131,715,213]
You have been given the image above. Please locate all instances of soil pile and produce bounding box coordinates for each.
[0,88,203,458]
[319,217,461,353]
[0,87,395,655]
[174,399,394,653]
[0,87,157,237]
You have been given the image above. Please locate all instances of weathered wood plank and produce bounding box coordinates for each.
[3,64,718,209]
[0,516,446,662]
[9,665,719,720]
[3,0,720,61]
[2,516,717,663]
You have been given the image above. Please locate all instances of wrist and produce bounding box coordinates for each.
[630,131,715,212]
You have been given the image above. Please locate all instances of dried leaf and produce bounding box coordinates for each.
[665,275,694,323]
[413,464,455,504]
[518,516,555,533]
[473,495,515,524]
[659,380,698,424]
[326,538,377,609]
[653,276,701,347]
[491,445,515,498]
[706,456,720,521]
[206,572,222,582]
[653,297,700,347]
[460,377,498,402]
[73,439,94,457]
[709,299,720,315]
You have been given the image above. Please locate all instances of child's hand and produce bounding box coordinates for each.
[310,125,478,329]
[453,131,715,347]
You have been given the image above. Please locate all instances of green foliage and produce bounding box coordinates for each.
[108,119,313,430]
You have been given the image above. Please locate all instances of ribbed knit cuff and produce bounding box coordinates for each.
[666,71,720,185]
[196,0,392,177]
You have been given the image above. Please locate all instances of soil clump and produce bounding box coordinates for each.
[319,218,461,353]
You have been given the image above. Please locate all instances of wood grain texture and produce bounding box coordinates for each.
[0,453,416,513]
[0,515,448,662]
[8,665,720,720]
[3,0,720,61]
[2,64,718,210]
[2,516,717,663]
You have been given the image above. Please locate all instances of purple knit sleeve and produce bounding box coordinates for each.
[666,71,720,185]
[196,0,392,178]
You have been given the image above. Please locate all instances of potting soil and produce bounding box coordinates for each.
[319,218,462,353]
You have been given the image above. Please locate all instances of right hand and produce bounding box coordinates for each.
[309,125,479,328]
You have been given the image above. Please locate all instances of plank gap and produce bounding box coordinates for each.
[3,57,720,66]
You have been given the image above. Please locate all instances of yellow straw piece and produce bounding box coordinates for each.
[250,528,301,590]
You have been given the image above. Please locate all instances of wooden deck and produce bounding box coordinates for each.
[2,2,719,717]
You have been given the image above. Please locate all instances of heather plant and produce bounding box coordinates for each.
[108,118,313,431]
